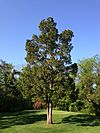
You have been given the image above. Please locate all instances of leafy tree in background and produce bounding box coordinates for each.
[77,55,100,115]
[18,65,34,101]
[0,60,23,112]
[25,17,77,124]
[0,60,15,95]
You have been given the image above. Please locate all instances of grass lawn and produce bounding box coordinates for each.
[0,110,100,133]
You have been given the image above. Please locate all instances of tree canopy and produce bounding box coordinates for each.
[77,55,100,115]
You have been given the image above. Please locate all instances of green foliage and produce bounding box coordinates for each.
[25,17,77,107]
[0,60,26,112]
[69,100,84,112]
[77,55,100,115]
[18,65,35,100]
[19,64,79,112]
[69,102,78,112]
[25,17,78,124]
[54,98,69,110]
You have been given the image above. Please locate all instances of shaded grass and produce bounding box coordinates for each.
[0,110,46,129]
[62,114,100,126]
[0,110,100,133]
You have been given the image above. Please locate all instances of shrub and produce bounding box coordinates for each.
[33,98,45,109]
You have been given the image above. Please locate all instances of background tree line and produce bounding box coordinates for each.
[0,54,99,115]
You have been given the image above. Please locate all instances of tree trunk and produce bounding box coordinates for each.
[47,101,52,124]
[47,83,52,124]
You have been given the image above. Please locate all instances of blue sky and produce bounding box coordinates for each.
[0,0,100,67]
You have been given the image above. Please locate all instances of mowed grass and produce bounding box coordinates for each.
[0,110,100,133]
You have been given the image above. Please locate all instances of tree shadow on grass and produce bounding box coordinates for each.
[61,114,100,126]
[0,110,46,129]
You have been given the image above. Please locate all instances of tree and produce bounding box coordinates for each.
[0,60,14,95]
[25,17,77,124]
[77,55,100,115]
[0,60,23,112]
[18,64,34,101]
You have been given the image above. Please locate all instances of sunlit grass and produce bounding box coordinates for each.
[0,110,100,133]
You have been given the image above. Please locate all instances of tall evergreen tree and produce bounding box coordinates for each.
[25,17,77,124]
